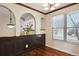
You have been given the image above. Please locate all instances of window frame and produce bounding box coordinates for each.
[52,10,79,44]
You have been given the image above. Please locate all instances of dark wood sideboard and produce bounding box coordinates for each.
[0,34,45,56]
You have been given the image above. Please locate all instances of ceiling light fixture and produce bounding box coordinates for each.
[50,6,55,10]
[49,3,55,4]
[54,3,60,7]
[43,3,48,7]
[43,3,60,11]
[44,7,49,10]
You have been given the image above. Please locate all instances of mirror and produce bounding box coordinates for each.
[20,13,36,35]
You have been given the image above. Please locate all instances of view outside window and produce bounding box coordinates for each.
[52,14,64,40]
[67,11,79,43]
[52,11,79,43]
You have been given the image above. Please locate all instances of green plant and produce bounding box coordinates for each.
[23,24,33,34]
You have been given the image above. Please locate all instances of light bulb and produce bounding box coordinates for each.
[54,3,60,7]
[7,24,15,28]
[43,3,48,7]
[44,7,49,10]
[8,25,14,28]
[50,7,55,10]
[49,3,54,4]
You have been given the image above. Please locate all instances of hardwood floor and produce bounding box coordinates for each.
[19,47,73,56]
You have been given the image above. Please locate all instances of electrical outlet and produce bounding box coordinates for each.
[25,44,28,48]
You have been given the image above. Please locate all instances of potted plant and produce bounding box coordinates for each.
[23,24,33,35]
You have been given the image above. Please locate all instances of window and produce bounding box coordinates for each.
[67,11,79,43]
[52,11,79,43]
[52,14,64,40]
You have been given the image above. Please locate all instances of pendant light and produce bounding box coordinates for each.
[7,9,15,28]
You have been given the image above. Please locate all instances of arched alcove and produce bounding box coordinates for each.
[0,5,16,37]
[20,13,36,35]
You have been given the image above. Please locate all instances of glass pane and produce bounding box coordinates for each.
[53,29,64,40]
[67,11,79,43]
[67,11,79,27]
[67,15,73,27]
[52,14,64,28]
[67,28,79,43]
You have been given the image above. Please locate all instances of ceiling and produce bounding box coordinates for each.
[22,3,71,13]
[0,3,76,16]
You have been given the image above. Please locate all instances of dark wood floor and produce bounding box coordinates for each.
[20,47,73,56]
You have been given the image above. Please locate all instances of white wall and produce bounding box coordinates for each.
[45,4,79,47]
[0,3,45,37]
[0,3,79,44]
[0,14,16,37]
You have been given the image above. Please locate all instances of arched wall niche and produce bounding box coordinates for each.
[20,13,36,35]
[0,5,16,37]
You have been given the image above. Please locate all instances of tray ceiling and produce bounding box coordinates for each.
[23,3,70,13]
